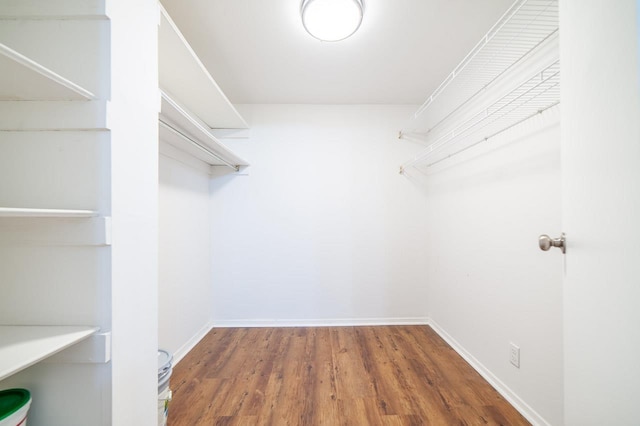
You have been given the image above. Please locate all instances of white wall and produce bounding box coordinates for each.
[159,143,214,362]
[410,110,563,425]
[209,105,430,326]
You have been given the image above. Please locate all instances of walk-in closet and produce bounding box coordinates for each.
[1,0,638,425]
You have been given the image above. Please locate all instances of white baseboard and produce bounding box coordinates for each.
[211,317,429,328]
[172,319,215,366]
[427,318,551,426]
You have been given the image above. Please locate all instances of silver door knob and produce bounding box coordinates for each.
[539,233,565,253]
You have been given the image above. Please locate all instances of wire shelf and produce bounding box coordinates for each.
[401,60,559,171]
[404,0,558,135]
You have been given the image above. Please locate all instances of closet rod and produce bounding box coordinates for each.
[401,60,560,171]
[418,100,559,170]
[159,119,239,171]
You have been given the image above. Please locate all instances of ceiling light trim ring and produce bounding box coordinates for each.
[301,0,364,42]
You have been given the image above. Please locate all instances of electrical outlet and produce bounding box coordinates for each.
[509,342,520,368]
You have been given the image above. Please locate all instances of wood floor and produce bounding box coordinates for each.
[168,325,530,425]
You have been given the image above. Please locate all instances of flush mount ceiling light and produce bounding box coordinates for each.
[301,0,364,42]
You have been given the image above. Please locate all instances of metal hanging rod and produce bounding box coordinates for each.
[159,119,239,171]
[418,100,559,170]
[401,60,560,171]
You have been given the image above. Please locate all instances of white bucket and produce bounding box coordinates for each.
[157,350,173,426]
[157,386,172,426]
[0,389,32,426]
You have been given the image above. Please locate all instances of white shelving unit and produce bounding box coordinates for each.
[0,3,112,423]
[400,0,559,172]
[0,208,110,245]
[159,6,248,130]
[159,91,249,170]
[0,326,99,381]
[0,207,98,218]
[0,42,95,101]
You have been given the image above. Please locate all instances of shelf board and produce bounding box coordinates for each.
[0,43,95,101]
[0,325,99,381]
[0,0,107,18]
[0,215,111,246]
[159,7,248,130]
[0,101,107,131]
[0,207,98,218]
[159,91,249,168]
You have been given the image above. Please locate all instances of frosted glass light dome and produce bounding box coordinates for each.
[301,0,364,42]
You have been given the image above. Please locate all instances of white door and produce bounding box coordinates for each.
[561,1,640,424]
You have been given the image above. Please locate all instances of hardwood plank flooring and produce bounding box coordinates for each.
[167,326,530,425]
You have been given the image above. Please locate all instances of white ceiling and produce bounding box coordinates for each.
[160,0,514,105]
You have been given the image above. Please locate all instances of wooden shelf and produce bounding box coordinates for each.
[0,214,111,246]
[0,207,98,218]
[159,7,248,130]
[0,101,107,131]
[0,43,95,101]
[159,91,249,168]
[0,325,99,381]
[0,1,107,18]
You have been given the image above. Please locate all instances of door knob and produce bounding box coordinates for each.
[539,233,565,253]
